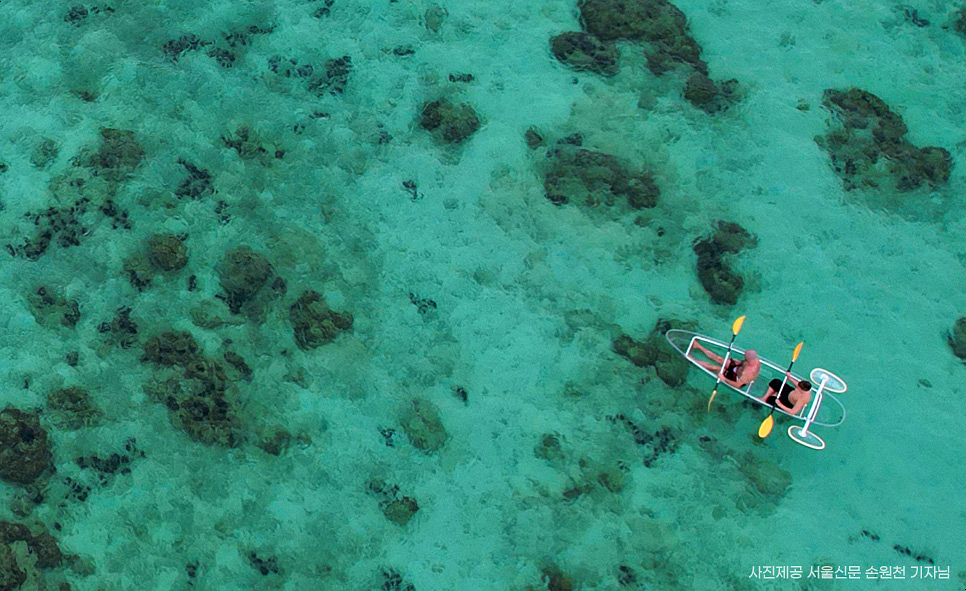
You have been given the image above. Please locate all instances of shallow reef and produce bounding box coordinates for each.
[419,98,481,145]
[548,0,740,112]
[613,318,695,387]
[947,317,966,359]
[692,221,757,306]
[817,88,953,193]
[543,135,660,210]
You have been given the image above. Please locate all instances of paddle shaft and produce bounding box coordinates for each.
[770,343,802,410]
[712,334,739,390]
[707,316,746,412]
[758,342,803,439]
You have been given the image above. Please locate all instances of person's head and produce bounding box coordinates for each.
[799,380,812,391]
[744,349,759,362]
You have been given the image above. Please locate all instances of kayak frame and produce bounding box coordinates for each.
[665,329,846,428]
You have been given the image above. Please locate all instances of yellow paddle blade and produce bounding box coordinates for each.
[792,341,804,362]
[758,415,775,438]
[707,389,717,412]
[732,315,747,335]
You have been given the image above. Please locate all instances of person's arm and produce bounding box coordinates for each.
[787,394,810,416]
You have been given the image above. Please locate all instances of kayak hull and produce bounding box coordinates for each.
[665,329,846,428]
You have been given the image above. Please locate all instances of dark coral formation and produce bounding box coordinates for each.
[289,290,353,350]
[163,26,274,67]
[75,438,144,486]
[209,25,275,68]
[142,331,202,367]
[947,317,966,359]
[47,386,102,430]
[216,246,276,314]
[952,7,966,37]
[400,398,448,453]
[544,140,660,210]
[8,197,94,260]
[692,221,757,305]
[309,56,353,96]
[29,137,59,169]
[7,129,144,260]
[125,233,189,290]
[247,550,280,576]
[268,53,353,96]
[408,292,436,314]
[381,569,416,591]
[255,428,292,456]
[0,542,26,590]
[608,414,677,467]
[163,33,208,62]
[547,0,740,111]
[550,32,620,76]
[0,408,54,485]
[147,233,188,271]
[98,306,139,350]
[419,98,481,144]
[534,433,565,463]
[222,127,274,162]
[64,3,115,26]
[613,318,693,387]
[99,199,132,230]
[818,88,953,192]
[525,126,545,150]
[86,128,145,182]
[369,480,420,526]
[27,286,80,329]
[738,451,791,497]
[683,73,738,114]
[142,331,242,446]
[175,160,215,200]
[893,543,935,564]
[579,0,705,73]
[0,520,67,590]
[540,565,577,591]
[383,496,420,526]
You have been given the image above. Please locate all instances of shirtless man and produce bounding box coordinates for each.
[761,374,812,416]
[691,342,761,389]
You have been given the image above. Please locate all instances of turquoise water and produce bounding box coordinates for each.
[0,0,963,589]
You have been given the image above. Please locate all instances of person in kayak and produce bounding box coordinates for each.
[761,374,812,416]
[690,342,760,388]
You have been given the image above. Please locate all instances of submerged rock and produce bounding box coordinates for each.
[86,128,145,182]
[544,143,659,209]
[419,98,480,144]
[289,290,353,350]
[142,331,242,447]
[0,408,54,484]
[550,32,620,76]
[382,496,419,526]
[819,88,952,193]
[47,386,102,429]
[217,247,274,314]
[952,7,966,37]
[147,233,188,272]
[684,73,739,113]
[692,221,757,306]
[613,318,694,387]
[948,317,966,359]
[27,286,80,329]
[739,451,791,497]
[400,398,448,452]
[578,0,707,75]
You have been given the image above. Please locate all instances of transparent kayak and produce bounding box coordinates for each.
[665,329,846,428]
